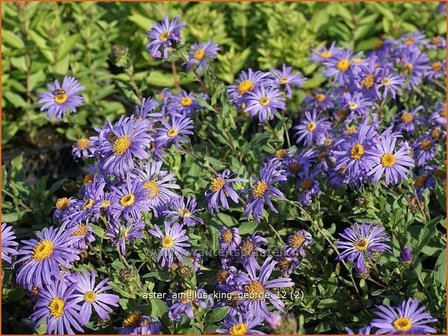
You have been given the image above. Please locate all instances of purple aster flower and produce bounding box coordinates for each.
[336,222,391,270]
[428,35,446,49]
[239,232,267,269]
[378,68,404,99]
[368,128,414,185]
[370,298,437,334]
[426,59,446,80]
[270,64,306,98]
[323,50,357,85]
[219,227,242,255]
[15,225,80,288]
[284,230,312,257]
[1,223,18,264]
[240,256,294,318]
[148,221,190,268]
[69,222,95,251]
[168,90,205,117]
[310,41,343,64]
[216,313,265,334]
[345,326,372,334]
[119,310,162,334]
[206,169,248,214]
[394,106,424,134]
[429,102,446,126]
[293,110,331,146]
[414,170,436,198]
[245,86,286,123]
[134,97,161,120]
[106,218,145,256]
[227,69,272,108]
[302,90,335,111]
[100,116,153,176]
[38,76,84,120]
[111,178,149,221]
[437,1,447,15]
[243,160,287,222]
[31,278,83,334]
[356,56,382,100]
[341,92,373,122]
[168,288,211,321]
[399,247,413,265]
[399,50,431,89]
[296,170,321,207]
[72,270,119,325]
[155,115,193,148]
[53,197,75,221]
[413,135,438,167]
[186,40,220,72]
[164,196,204,226]
[282,149,315,178]
[72,137,95,160]
[146,16,186,59]
[400,31,427,49]
[275,253,301,277]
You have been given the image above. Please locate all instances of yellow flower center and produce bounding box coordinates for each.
[159,31,170,42]
[245,280,265,300]
[193,48,205,60]
[346,126,358,134]
[320,50,333,59]
[72,224,89,236]
[275,149,287,159]
[289,233,305,248]
[55,197,70,210]
[289,162,300,173]
[143,181,160,199]
[300,179,313,191]
[162,236,174,248]
[382,78,391,86]
[167,128,179,137]
[432,62,443,71]
[259,97,270,106]
[350,144,365,160]
[337,59,350,72]
[238,80,255,95]
[54,89,68,104]
[432,36,442,45]
[405,37,414,46]
[211,177,226,192]
[362,74,375,89]
[348,102,358,110]
[315,93,326,103]
[278,257,292,271]
[431,129,441,139]
[230,323,249,335]
[441,108,446,117]
[49,297,65,318]
[120,193,135,207]
[82,198,94,210]
[353,57,363,64]
[113,136,132,156]
[324,138,332,146]
[77,137,90,149]
[306,121,317,132]
[354,238,369,251]
[421,139,432,151]
[83,174,94,186]
[404,63,414,73]
[216,269,229,285]
[33,239,55,260]
[179,289,196,304]
[279,76,289,84]
[221,229,233,243]
[180,97,193,107]
[123,312,142,327]
[415,175,427,188]
[393,317,413,332]
[252,181,268,198]
[84,290,96,303]
[101,200,111,208]
[178,207,191,217]
[241,241,255,257]
[401,112,414,123]
[381,153,396,167]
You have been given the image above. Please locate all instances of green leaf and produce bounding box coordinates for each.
[239,221,258,235]
[434,250,446,285]
[2,30,25,49]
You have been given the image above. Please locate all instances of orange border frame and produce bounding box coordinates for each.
[0,1,446,335]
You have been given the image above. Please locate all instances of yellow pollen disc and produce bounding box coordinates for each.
[315,94,326,103]
[230,323,249,335]
[113,136,132,156]
[346,126,358,134]
[221,229,233,243]
[193,48,205,60]
[252,181,268,198]
[278,257,292,271]
[289,162,300,173]
[159,31,170,42]
[404,63,414,73]
[241,241,255,257]
[211,177,226,192]
[300,179,313,191]
[405,37,414,46]
[77,137,90,149]
[348,102,358,110]
[33,239,55,260]
[431,129,441,139]
[279,77,289,84]
[143,180,160,199]
[178,207,191,217]
[72,224,89,236]
[324,138,332,146]
[401,112,414,123]
[354,238,369,251]
[320,50,333,59]
[337,59,350,72]
[82,198,94,210]
[83,174,94,185]
[216,269,229,285]
[432,62,443,71]
[49,297,65,318]
[353,57,363,64]
[393,317,412,332]
[245,280,265,300]
[382,78,391,86]
[275,148,287,159]
[120,193,135,207]
[238,80,255,95]
[84,290,96,303]
[415,175,427,188]
[123,312,142,327]
[350,144,365,160]
[381,153,396,167]
[101,200,111,208]
[55,197,70,210]
[54,89,68,104]
[179,289,196,304]
[441,108,446,117]
[362,74,375,89]
[421,139,432,150]
[162,236,174,248]
[289,233,305,248]
[306,121,317,132]
[167,128,179,137]
[140,319,151,327]
[259,97,270,106]
[180,97,193,107]
[432,36,442,45]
